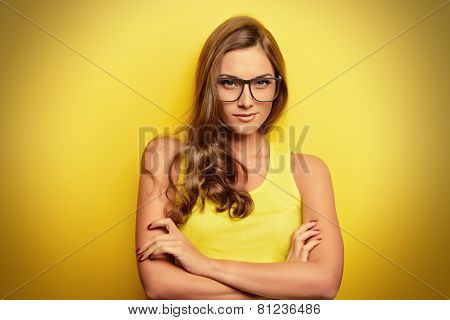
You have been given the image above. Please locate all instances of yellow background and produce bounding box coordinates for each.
[0,0,448,299]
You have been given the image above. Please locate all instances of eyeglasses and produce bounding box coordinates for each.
[216,75,282,102]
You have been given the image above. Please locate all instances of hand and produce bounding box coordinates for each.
[136,218,212,276]
[285,220,322,262]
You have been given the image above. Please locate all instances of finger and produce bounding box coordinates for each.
[139,242,180,262]
[139,247,177,262]
[148,217,180,233]
[150,244,180,260]
[292,221,319,237]
[290,229,320,258]
[299,239,322,262]
[287,222,318,261]
[303,238,322,251]
[291,236,304,260]
[138,239,179,261]
[285,246,293,261]
[296,229,321,242]
[136,233,176,255]
[138,240,180,262]
[293,221,317,236]
[137,233,176,257]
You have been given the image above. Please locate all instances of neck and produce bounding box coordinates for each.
[230,131,266,159]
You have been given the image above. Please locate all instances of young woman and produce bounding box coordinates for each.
[135,15,344,300]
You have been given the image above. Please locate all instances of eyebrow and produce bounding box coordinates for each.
[219,73,274,78]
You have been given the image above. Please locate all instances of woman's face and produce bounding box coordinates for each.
[217,45,275,135]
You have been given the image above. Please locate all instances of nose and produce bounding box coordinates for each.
[237,83,253,108]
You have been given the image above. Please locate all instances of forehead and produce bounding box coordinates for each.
[219,45,275,78]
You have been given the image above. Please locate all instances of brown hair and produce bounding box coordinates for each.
[142,15,289,225]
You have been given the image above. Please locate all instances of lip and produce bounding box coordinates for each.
[233,112,258,122]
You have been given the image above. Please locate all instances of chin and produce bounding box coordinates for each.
[229,124,261,135]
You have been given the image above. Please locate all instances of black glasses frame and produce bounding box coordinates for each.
[216,76,282,102]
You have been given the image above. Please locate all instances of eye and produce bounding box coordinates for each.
[257,79,269,85]
[218,79,238,88]
[254,79,271,87]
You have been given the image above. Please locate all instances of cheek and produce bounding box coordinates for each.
[258,106,272,122]
[219,105,234,122]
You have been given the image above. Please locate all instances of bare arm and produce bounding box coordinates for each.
[139,257,260,299]
[203,260,329,299]
[136,136,260,299]
[197,154,344,300]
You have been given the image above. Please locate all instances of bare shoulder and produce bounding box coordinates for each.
[290,152,333,197]
[291,152,331,176]
[144,135,182,156]
[141,135,183,181]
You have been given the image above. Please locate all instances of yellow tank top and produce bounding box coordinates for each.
[177,138,302,264]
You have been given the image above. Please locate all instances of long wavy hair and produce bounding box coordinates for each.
[141,15,289,226]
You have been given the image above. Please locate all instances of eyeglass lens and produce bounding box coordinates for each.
[217,78,279,102]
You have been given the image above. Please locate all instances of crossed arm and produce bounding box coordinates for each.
[137,137,260,299]
[136,138,343,299]
[139,257,261,300]
[140,253,337,300]
[196,152,344,299]
[141,199,343,300]
[140,214,342,300]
